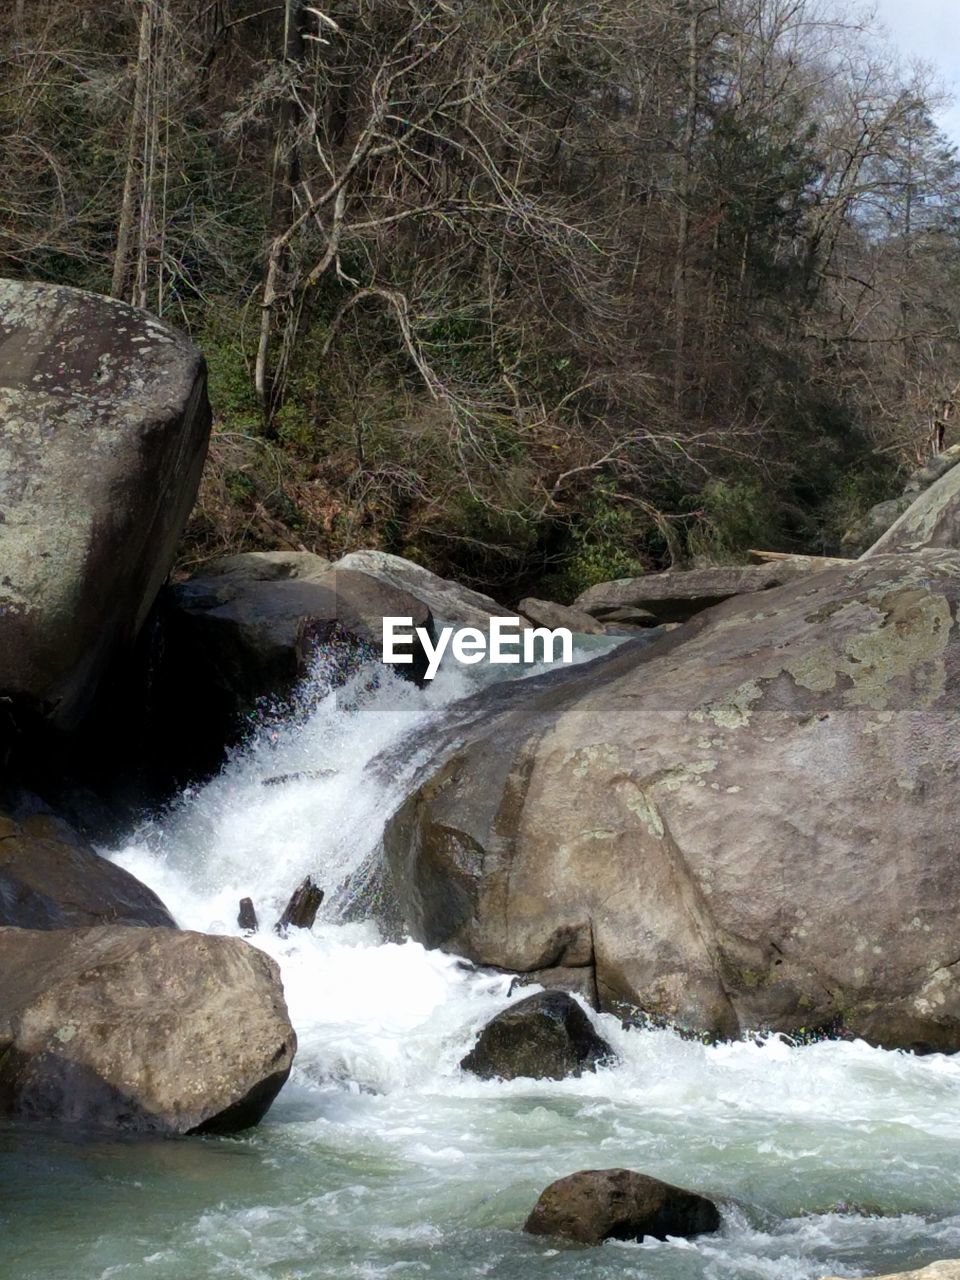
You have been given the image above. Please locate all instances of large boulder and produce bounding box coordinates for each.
[383,550,960,1049]
[167,553,434,691]
[523,1169,721,1245]
[460,991,614,1080]
[0,280,210,732]
[865,460,960,556]
[155,553,437,773]
[518,598,605,635]
[0,809,174,929]
[573,560,842,625]
[0,925,295,1133]
[331,551,527,629]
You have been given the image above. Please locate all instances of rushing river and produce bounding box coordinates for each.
[3,644,960,1280]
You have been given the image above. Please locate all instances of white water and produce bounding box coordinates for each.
[4,644,960,1280]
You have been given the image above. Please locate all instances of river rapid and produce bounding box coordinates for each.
[3,644,960,1280]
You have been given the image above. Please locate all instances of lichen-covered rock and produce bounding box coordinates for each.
[0,809,174,930]
[842,445,960,555]
[0,279,211,730]
[384,550,960,1049]
[523,1169,721,1245]
[841,497,914,556]
[0,925,295,1133]
[866,459,960,556]
[460,991,614,1080]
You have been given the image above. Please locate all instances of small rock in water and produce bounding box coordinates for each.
[523,1168,721,1245]
[275,876,324,934]
[460,990,614,1080]
[238,897,258,933]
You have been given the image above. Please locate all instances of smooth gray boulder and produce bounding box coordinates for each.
[518,598,605,635]
[0,810,174,930]
[0,925,295,1133]
[384,550,960,1049]
[331,551,527,629]
[524,1169,720,1245]
[460,991,614,1080]
[0,279,211,730]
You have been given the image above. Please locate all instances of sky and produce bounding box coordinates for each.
[872,0,960,143]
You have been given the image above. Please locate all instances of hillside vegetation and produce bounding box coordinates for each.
[3,0,960,597]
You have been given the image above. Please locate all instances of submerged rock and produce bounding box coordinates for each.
[0,925,295,1134]
[0,279,210,733]
[460,991,614,1080]
[523,1168,721,1245]
[0,810,174,930]
[384,550,960,1049]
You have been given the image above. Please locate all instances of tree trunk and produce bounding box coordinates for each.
[111,0,154,302]
[255,0,306,422]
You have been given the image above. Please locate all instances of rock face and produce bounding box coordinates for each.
[523,1169,721,1245]
[384,550,960,1049]
[331,551,526,629]
[0,810,174,930]
[0,925,295,1133]
[0,279,211,731]
[866,460,960,556]
[574,561,828,624]
[518,598,605,635]
[460,991,614,1080]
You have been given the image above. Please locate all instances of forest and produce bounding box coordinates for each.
[3,0,959,598]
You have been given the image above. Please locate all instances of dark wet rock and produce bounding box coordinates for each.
[518,598,604,635]
[275,876,324,933]
[0,925,295,1134]
[0,279,210,734]
[460,991,614,1080]
[0,810,174,930]
[384,550,960,1050]
[238,897,259,933]
[523,1168,721,1245]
